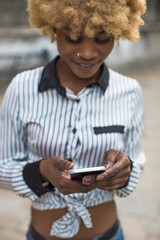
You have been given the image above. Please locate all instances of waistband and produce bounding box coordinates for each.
[29,219,120,240]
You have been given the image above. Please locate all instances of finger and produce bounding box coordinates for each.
[97,163,129,181]
[96,165,120,181]
[95,175,129,188]
[82,174,97,185]
[104,149,127,168]
[71,179,96,192]
[114,151,131,173]
[95,177,129,190]
[98,184,123,191]
[58,177,95,194]
[53,157,74,171]
[98,154,130,181]
[104,149,119,169]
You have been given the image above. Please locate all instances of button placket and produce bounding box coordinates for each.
[66,101,81,161]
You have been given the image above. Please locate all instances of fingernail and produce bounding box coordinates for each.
[83,177,91,185]
[105,164,110,170]
[97,175,104,181]
[105,161,113,169]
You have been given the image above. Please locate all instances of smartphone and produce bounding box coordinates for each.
[70,166,105,180]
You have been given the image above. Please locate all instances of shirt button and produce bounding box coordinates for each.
[72,128,77,134]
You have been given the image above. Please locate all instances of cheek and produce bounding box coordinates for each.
[57,43,65,56]
[56,37,65,56]
[101,42,114,58]
[57,45,75,58]
[57,39,76,57]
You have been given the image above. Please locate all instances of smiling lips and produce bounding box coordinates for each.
[76,61,98,71]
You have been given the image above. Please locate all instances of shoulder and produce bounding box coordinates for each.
[2,67,44,110]
[5,66,44,101]
[13,66,44,89]
[108,68,142,94]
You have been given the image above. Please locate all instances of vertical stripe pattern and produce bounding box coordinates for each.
[0,65,145,237]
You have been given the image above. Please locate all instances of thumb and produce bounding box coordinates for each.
[104,149,116,170]
[54,157,74,171]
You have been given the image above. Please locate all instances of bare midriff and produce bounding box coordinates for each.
[31,200,117,240]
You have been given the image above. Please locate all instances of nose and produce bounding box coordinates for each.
[78,38,98,60]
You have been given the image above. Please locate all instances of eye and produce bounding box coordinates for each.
[95,31,113,44]
[95,36,112,44]
[65,36,82,43]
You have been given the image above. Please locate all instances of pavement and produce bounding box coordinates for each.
[0,62,160,240]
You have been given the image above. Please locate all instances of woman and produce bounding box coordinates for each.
[0,0,146,239]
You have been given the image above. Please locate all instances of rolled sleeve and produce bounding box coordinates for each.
[0,76,38,200]
[115,81,145,197]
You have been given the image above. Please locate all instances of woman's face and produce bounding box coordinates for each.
[56,28,115,81]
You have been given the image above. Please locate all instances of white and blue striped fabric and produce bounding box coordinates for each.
[0,63,145,238]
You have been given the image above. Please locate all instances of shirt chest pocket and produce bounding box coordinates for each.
[93,125,124,134]
[93,125,125,150]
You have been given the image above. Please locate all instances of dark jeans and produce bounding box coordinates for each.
[26,220,125,240]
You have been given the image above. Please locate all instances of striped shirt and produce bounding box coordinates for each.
[0,56,145,238]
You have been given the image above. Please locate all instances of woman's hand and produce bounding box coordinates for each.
[82,149,131,190]
[40,156,95,195]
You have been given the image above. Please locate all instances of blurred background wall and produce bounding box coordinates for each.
[0,0,57,90]
[0,0,160,88]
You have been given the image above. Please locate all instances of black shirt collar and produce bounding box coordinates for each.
[38,56,109,96]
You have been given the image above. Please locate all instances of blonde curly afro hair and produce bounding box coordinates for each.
[28,0,146,42]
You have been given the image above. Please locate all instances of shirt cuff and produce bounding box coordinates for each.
[23,161,55,197]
